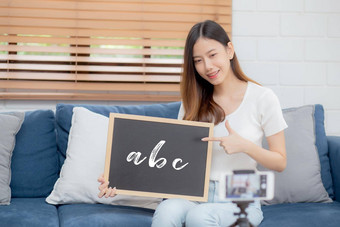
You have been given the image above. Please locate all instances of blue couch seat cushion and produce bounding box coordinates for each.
[0,198,59,227]
[58,203,154,227]
[260,201,340,227]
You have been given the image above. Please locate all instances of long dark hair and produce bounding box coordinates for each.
[181,20,258,124]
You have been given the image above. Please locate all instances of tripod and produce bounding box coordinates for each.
[231,200,254,227]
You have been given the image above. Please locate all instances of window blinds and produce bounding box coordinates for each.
[0,0,232,101]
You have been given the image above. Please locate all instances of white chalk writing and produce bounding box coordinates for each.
[126,140,189,171]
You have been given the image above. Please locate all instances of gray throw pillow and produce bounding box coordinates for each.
[0,112,25,205]
[258,105,332,204]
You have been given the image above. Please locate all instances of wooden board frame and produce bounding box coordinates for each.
[104,113,214,202]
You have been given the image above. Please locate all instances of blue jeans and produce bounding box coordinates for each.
[152,181,263,227]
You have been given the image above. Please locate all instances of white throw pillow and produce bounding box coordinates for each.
[46,107,162,209]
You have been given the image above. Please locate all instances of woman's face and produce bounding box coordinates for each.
[192,38,234,86]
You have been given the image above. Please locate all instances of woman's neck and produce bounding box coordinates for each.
[213,74,246,99]
[213,78,248,116]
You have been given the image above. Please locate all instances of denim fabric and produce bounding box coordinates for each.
[152,181,263,227]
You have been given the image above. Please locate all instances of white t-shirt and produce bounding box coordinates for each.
[178,82,287,180]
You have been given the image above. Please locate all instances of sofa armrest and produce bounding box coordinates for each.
[328,136,340,202]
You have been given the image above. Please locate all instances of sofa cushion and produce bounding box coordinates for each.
[0,112,24,205]
[55,102,181,164]
[58,203,154,227]
[0,198,59,227]
[260,201,340,227]
[314,104,334,198]
[10,110,59,198]
[328,136,340,202]
[47,107,161,209]
[259,105,331,204]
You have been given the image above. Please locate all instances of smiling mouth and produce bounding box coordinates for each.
[207,70,219,79]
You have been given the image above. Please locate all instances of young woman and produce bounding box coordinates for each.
[98,20,287,227]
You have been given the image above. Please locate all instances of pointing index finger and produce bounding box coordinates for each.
[201,137,222,142]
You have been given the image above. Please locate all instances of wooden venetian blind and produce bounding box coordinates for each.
[0,0,232,101]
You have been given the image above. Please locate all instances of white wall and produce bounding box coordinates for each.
[0,0,339,136]
[232,0,340,136]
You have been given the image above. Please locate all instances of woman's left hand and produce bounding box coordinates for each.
[202,120,250,154]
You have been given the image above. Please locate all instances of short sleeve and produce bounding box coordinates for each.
[258,90,288,137]
[177,102,185,120]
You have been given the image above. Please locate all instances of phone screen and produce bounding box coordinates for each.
[224,173,267,199]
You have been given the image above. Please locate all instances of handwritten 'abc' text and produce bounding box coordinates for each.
[126,140,189,170]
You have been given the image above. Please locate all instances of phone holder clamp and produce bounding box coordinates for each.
[232,200,254,227]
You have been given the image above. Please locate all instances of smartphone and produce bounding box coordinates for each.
[219,170,274,201]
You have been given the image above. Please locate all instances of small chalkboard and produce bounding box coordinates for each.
[104,113,214,202]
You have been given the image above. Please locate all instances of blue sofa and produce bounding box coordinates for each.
[0,102,340,227]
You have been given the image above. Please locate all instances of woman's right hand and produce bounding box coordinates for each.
[97,173,117,198]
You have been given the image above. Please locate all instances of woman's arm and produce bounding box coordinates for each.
[202,120,287,172]
[244,131,286,172]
